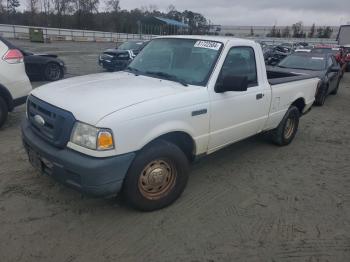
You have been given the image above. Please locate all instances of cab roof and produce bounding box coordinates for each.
[155,35,257,46]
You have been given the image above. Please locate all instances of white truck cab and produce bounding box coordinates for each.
[22,36,319,211]
[0,37,32,127]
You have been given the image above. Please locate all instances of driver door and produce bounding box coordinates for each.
[208,46,271,152]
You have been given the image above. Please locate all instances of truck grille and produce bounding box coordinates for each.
[27,95,76,148]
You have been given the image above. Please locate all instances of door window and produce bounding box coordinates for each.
[217,46,258,88]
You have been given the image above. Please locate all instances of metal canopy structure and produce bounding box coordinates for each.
[153,17,189,28]
[140,16,189,35]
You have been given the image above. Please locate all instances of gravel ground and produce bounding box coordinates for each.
[0,40,350,262]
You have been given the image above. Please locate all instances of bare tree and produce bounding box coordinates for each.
[105,0,119,12]
[141,4,158,14]
[39,0,52,26]
[167,4,176,13]
[40,0,51,15]
[282,26,290,38]
[53,0,74,16]
[6,0,20,14]
[74,0,99,13]
[0,0,5,13]
[308,23,316,38]
[27,0,38,14]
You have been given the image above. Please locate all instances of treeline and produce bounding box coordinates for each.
[266,22,333,38]
[0,0,209,34]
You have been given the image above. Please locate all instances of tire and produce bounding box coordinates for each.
[0,96,8,128]
[314,85,328,106]
[330,79,340,95]
[269,106,300,146]
[122,140,190,211]
[44,62,63,81]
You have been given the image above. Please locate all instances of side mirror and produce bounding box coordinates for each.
[215,75,248,93]
[330,65,340,72]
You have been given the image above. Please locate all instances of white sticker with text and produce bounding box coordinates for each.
[194,41,222,50]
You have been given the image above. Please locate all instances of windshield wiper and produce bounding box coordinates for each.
[145,71,188,86]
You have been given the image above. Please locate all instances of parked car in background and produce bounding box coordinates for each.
[312,45,340,53]
[312,46,346,76]
[342,45,350,72]
[22,36,319,211]
[271,52,341,106]
[19,49,66,81]
[295,48,312,53]
[264,45,292,66]
[99,40,149,71]
[0,37,32,127]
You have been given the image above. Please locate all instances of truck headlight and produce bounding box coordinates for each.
[70,122,114,151]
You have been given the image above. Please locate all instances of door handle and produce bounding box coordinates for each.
[256,93,264,100]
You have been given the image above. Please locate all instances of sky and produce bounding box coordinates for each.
[120,0,350,26]
[18,0,350,26]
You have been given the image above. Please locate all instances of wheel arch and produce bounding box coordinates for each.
[291,97,306,114]
[0,84,14,111]
[141,131,197,162]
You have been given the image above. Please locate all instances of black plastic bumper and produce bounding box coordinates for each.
[99,59,127,71]
[21,120,135,197]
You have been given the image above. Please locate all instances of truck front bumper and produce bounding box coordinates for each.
[21,120,135,197]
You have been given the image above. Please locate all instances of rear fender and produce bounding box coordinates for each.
[0,84,14,111]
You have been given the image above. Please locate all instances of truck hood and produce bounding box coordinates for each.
[31,71,194,125]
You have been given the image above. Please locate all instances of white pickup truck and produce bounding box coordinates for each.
[22,36,319,211]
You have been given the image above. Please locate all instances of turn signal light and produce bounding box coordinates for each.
[97,131,114,150]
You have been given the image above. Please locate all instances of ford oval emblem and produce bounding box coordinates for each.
[34,115,45,126]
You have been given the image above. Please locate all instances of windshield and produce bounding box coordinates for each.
[312,48,336,54]
[126,38,223,86]
[118,41,144,50]
[278,55,326,71]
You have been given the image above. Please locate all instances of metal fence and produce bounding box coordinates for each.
[247,36,337,45]
[0,24,157,43]
[0,23,338,45]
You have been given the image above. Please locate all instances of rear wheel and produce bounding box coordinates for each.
[0,96,8,128]
[122,140,189,211]
[269,106,300,146]
[330,79,341,95]
[44,62,63,81]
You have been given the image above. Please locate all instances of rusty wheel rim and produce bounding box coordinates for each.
[138,159,177,200]
[284,117,295,139]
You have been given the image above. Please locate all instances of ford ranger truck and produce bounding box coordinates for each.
[22,36,319,211]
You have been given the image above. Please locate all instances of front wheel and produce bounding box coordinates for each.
[330,79,340,95]
[122,140,189,211]
[269,106,300,146]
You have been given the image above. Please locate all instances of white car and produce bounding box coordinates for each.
[0,37,32,127]
[22,36,319,211]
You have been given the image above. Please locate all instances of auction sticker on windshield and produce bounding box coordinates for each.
[194,41,222,50]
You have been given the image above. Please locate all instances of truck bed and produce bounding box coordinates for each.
[267,70,318,85]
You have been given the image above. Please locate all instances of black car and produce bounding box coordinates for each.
[20,49,66,81]
[99,40,149,71]
[269,52,341,106]
[264,45,293,66]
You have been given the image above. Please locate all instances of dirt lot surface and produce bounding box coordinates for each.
[0,40,350,262]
